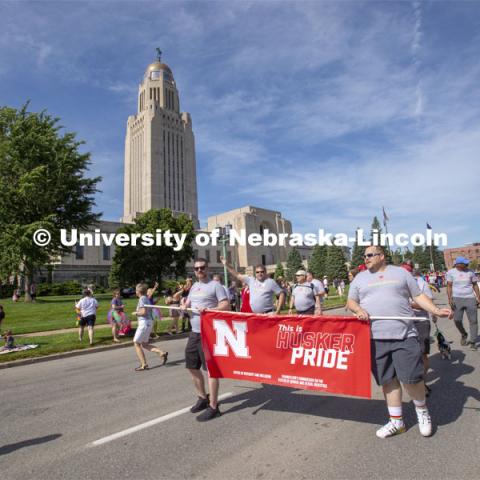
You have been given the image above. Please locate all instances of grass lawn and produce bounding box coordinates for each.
[0,318,178,363]
[0,294,168,335]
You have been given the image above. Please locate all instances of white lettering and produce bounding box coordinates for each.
[213,320,250,358]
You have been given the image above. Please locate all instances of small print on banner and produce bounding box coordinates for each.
[201,312,371,399]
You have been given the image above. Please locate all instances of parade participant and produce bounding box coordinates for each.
[147,282,160,338]
[213,274,231,304]
[181,258,229,421]
[288,270,322,315]
[179,278,193,332]
[75,289,99,346]
[220,257,285,314]
[323,276,329,297]
[446,256,480,350]
[166,283,183,335]
[131,283,168,371]
[306,271,325,305]
[411,269,436,395]
[240,281,252,313]
[108,289,124,343]
[347,246,451,438]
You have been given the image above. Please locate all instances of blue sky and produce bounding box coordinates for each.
[1,0,479,248]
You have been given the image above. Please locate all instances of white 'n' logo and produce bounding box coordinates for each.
[213,320,250,358]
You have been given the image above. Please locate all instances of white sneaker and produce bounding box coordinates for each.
[416,408,432,437]
[376,421,406,439]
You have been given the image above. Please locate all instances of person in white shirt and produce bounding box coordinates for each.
[75,289,99,346]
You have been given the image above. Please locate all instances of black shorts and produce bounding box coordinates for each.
[371,337,424,386]
[185,332,206,370]
[79,314,96,327]
[414,319,431,355]
[296,306,315,315]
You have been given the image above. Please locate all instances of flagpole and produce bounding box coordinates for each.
[382,207,392,259]
[427,222,435,271]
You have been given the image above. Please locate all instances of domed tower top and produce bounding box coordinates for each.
[144,48,174,82]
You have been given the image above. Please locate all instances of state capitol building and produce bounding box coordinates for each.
[49,54,310,285]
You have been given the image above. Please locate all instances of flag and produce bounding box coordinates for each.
[382,207,389,225]
[426,222,432,229]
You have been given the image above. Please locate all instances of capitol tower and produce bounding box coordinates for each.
[122,50,199,227]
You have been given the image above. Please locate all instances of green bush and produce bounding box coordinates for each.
[37,281,83,296]
[0,283,16,299]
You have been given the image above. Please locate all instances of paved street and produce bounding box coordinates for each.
[1,290,479,480]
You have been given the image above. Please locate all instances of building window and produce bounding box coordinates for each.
[103,245,111,261]
[194,250,198,260]
[216,250,221,263]
[75,245,84,260]
[260,225,264,235]
[205,249,210,263]
[261,254,266,266]
[227,251,232,264]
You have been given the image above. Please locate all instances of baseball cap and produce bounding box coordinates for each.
[296,270,307,276]
[454,256,470,265]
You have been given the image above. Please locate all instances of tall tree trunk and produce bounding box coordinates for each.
[24,264,33,303]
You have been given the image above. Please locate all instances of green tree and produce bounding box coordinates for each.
[431,245,446,271]
[109,209,195,287]
[0,104,100,301]
[351,228,366,268]
[325,245,348,281]
[370,216,382,241]
[403,247,413,261]
[309,245,328,279]
[412,245,430,271]
[274,261,284,279]
[391,248,403,265]
[285,247,303,282]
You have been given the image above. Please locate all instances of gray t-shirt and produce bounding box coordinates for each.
[137,295,152,322]
[311,278,325,294]
[446,268,478,298]
[187,280,228,333]
[413,276,432,319]
[348,265,421,339]
[245,277,282,313]
[292,282,320,312]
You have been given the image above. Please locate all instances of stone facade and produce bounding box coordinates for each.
[122,60,198,227]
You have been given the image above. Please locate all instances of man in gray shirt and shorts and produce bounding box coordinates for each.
[182,258,230,421]
[221,257,285,314]
[347,246,451,439]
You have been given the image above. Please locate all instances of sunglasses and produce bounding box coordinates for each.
[364,253,381,259]
[194,266,206,271]
[256,270,265,274]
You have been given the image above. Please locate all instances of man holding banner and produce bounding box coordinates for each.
[347,246,451,439]
[182,258,230,421]
[220,257,285,314]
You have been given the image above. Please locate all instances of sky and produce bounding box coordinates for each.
[1,0,479,249]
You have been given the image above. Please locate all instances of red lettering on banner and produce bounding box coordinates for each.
[275,330,356,354]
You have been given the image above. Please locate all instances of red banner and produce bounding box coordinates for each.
[201,312,371,399]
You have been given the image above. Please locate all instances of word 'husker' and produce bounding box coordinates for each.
[276,330,356,371]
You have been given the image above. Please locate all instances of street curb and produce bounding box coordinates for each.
[0,332,189,370]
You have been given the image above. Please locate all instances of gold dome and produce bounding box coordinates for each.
[145,61,173,75]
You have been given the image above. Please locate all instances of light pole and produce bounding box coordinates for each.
[218,224,232,288]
